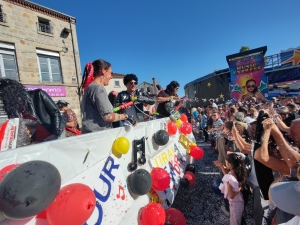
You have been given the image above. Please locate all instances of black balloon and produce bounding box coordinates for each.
[154,130,169,146]
[0,160,61,219]
[185,164,196,174]
[129,169,152,196]
[180,178,189,188]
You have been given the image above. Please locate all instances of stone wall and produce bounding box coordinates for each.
[0,0,82,124]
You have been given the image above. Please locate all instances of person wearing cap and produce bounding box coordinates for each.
[57,100,80,137]
[271,97,280,108]
[269,181,300,224]
[277,106,292,127]
[234,112,249,139]
[209,99,218,109]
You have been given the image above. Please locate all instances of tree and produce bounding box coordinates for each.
[240,46,250,52]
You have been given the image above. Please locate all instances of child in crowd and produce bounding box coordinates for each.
[214,152,248,225]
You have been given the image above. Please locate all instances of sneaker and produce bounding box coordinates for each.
[220,206,230,217]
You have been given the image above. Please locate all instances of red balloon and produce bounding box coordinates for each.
[189,146,204,160]
[183,171,196,186]
[165,208,186,225]
[151,168,170,191]
[140,202,165,225]
[179,122,193,135]
[180,114,188,123]
[0,164,19,181]
[47,183,96,225]
[167,121,177,136]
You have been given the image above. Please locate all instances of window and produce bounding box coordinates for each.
[37,17,52,34]
[0,5,6,23]
[0,42,19,80]
[114,80,120,87]
[37,49,62,82]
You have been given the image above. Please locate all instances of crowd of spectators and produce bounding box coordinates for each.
[188,95,300,225]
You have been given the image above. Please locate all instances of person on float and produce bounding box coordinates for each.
[156,81,183,117]
[0,78,66,142]
[114,74,155,125]
[80,60,129,133]
[239,79,266,103]
[143,102,156,121]
[56,100,80,137]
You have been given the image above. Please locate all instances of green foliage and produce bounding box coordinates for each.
[240,46,250,52]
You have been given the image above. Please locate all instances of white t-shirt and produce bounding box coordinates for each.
[283,216,300,225]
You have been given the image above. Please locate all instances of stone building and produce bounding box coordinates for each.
[0,0,82,122]
[105,73,126,95]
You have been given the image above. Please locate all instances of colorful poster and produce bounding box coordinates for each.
[226,47,268,102]
[150,142,187,209]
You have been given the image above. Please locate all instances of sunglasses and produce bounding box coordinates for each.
[279,113,288,116]
[212,114,217,117]
[129,81,137,85]
[247,85,256,88]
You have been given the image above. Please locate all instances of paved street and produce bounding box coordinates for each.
[172,142,255,225]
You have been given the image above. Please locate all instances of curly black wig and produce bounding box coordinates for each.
[123,74,138,86]
[165,81,179,95]
[0,79,30,118]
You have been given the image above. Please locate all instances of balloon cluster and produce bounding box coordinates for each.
[0,161,96,225]
[167,114,193,136]
[140,203,187,225]
[180,164,196,188]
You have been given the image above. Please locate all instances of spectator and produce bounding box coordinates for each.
[143,103,156,121]
[200,111,208,142]
[57,100,80,137]
[214,152,248,225]
[209,99,218,109]
[209,112,224,150]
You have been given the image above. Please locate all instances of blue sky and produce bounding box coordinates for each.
[34,0,300,96]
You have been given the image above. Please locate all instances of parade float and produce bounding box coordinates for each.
[0,113,204,225]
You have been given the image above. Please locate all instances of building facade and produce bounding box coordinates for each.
[0,0,82,122]
[105,73,126,95]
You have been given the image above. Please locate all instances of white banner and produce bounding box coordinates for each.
[0,118,194,225]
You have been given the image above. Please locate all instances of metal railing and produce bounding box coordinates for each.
[38,22,53,34]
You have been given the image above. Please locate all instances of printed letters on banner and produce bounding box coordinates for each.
[150,142,187,208]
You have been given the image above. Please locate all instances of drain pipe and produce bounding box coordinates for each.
[68,17,81,105]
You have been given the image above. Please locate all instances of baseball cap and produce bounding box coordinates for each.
[235,112,244,122]
[57,100,68,104]
[271,97,278,101]
[269,181,300,216]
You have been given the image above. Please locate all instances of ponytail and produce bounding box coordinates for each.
[226,153,248,187]
[77,60,111,97]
